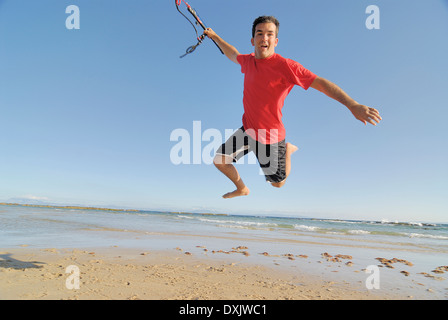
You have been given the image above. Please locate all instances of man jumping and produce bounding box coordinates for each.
[204,16,382,199]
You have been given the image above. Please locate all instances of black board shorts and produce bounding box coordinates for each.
[215,127,287,183]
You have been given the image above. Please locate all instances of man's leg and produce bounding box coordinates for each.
[271,142,298,188]
[213,155,250,199]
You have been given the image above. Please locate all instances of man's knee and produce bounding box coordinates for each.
[271,180,286,188]
[213,155,232,168]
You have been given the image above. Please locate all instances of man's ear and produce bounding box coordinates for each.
[274,38,279,47]
[251,38,255,46]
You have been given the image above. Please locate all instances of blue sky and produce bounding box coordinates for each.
[0,0,447,223]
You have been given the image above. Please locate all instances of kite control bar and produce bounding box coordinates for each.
[175,0,224,58]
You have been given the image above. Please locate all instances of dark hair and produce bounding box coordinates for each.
[252,16,280,38]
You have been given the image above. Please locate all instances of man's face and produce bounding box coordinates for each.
[251,22,278,59]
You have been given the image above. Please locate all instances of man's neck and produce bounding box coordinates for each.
[254,51,276,60]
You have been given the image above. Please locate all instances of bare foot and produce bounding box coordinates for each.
[286,142,298,155]
[222,187,250,199]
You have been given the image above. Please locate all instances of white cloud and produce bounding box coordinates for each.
[22,195,50,201]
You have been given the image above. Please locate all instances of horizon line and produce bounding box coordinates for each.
[1,202,446,225]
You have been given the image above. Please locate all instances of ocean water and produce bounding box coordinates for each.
[1,204,447,299]
[2,204,447,251]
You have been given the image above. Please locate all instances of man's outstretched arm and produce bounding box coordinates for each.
[204,28,240,64]
[310,76,382,126]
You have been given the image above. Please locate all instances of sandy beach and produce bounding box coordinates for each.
[1,204,447,301]
[1,245,414,300]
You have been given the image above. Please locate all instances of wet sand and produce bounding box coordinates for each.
[0,246,418,300]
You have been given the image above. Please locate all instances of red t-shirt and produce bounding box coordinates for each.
[237,53,317,144]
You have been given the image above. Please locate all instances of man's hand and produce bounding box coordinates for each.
[310,77,382,126]
[203,28,240,64]
[348,104,382,126]
[203,28,217,40]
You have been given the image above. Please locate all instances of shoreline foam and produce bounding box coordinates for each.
[1,203,447,300]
